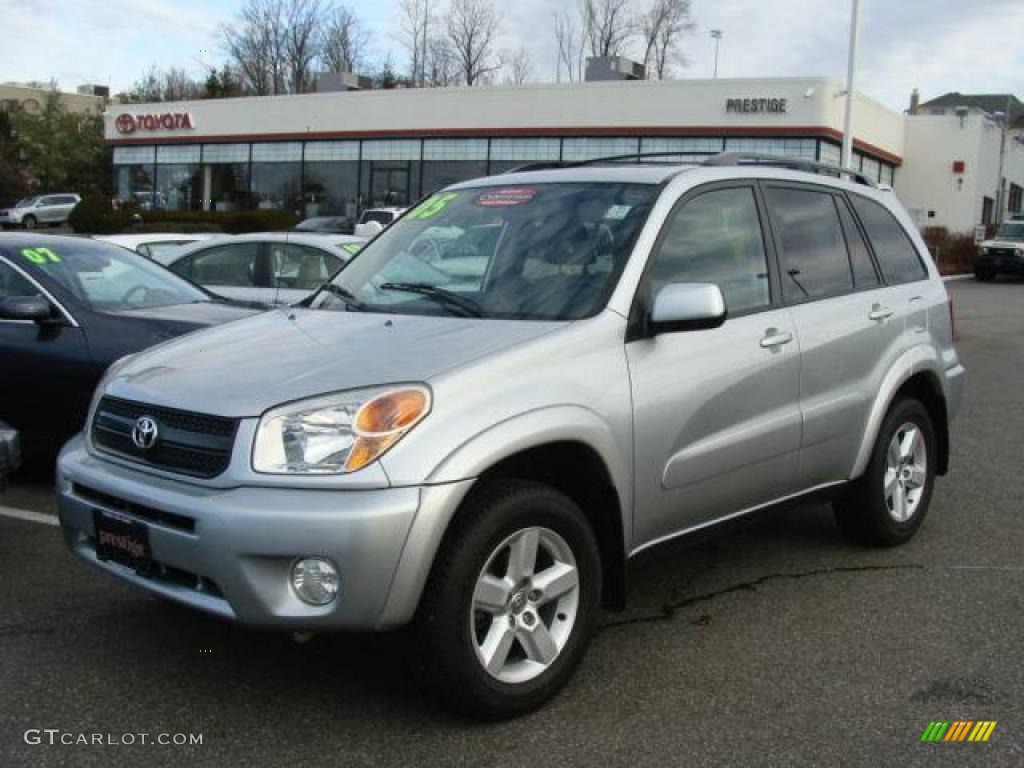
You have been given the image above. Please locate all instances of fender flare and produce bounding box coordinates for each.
[376,406,632,628]
[850,345,946,479]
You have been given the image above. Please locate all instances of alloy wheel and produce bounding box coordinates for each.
[884,422,928,523]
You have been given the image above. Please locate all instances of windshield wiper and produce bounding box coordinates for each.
[379,282,485,318]
[318,282,365,311]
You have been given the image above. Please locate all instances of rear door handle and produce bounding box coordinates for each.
[760,330,794,348]
[869,304,894,321]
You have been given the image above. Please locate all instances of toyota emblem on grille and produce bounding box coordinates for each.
[131,416,159,450]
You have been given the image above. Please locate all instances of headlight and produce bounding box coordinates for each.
[252,385,431,474]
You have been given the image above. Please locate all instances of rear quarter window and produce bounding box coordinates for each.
[850,196,928,284]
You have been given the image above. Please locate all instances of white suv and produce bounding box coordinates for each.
[0,194,81,229]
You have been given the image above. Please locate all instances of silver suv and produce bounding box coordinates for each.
[0,194,81,229]
[56,154,965,717]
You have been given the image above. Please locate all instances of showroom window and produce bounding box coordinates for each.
[251,142,302,211]
[203,144,250,212]
[488,138,561,174]
[818,142,842,167]
[303,142,360,219]
[422,139,488,195]
[155,145,201,211]
[561,137,640,162]
[361,140,421,208]
[639,137,723,162]
[112,146,156,209]
[725,137,817,159]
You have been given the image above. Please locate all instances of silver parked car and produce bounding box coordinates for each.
[154,232,365,306]
[56,154,965,717]
[0,194,81,229]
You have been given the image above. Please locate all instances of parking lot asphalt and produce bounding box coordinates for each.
[1,278,1022,767]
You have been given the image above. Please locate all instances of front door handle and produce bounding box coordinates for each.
[760,329,794,348]
[869,304,894,321]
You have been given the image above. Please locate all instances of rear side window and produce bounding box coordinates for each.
[648,186,771,315]
[836,197,880,289]
[849,196,927,284]
[269,243,342,291]
[182,243,262,287]
[765,187,853,302]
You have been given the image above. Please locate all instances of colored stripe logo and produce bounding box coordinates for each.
[921,721,997,742]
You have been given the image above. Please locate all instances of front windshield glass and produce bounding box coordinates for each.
[15,197,38,208]
[312,182,656,320]
[6,239,209,310]
[994,221,1024,240]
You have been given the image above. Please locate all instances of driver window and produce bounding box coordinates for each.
[648,186,770,315]
[270,244,342,291]
[0,261,39,299]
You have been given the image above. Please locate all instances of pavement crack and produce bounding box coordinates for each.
[598,563,926,634]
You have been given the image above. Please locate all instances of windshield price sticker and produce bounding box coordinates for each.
[21,247,61,264]
[407,192,460,221]
[474,187,538,207]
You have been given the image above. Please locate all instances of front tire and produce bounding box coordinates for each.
[412,479,601,719]
[974,265,995,282]
[22,215,36,230]
[834,397,937,546]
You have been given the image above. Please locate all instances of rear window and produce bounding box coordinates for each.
[850,196,927,284]
[359,210,394,225]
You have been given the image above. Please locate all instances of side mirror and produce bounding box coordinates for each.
[0,295,58,324]
[650,283,726,334]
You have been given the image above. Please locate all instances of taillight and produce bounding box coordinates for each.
[948,296,957,342]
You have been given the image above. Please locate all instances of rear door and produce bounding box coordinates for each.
[36,196,60,223]
[762,183,901,487]
[848,194,932,343]
[627,182,803,547]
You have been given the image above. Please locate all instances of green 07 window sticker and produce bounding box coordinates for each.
[406,192,459,221]
[21,247,61,264]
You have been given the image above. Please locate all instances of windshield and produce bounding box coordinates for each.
[358,210,395,225]
[15,197,38,208]
[312,183,656,321]
[994,221,1024,240]
[7,239,209,310]
[297,217,345,231]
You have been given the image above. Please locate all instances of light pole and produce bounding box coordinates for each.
[994,95,1011,225]
[841,0,861,169]
[710,29,723,78]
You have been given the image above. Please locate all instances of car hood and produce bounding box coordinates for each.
[101,301,260,336]
[104,308,566,417]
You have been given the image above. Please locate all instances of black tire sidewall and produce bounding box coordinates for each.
[416,481,601,717]
[865,398,937,542]
[22,216,36,230]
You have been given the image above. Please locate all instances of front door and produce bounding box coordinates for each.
[627,183,803,549]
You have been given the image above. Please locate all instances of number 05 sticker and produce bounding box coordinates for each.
[21,247,61,264]
[407,192,459,221]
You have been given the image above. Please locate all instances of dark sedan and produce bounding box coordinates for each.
[0,234,259,463]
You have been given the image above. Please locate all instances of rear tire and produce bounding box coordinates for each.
[411,479,601,719]
[834,397,937,546]
[22,215,36,230]
[974,265,995,282]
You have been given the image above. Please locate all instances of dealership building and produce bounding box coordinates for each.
[103,76,1024,233]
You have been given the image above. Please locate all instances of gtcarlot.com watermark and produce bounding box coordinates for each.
[24,729,202,747]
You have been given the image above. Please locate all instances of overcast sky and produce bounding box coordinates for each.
[3,0,1023,111]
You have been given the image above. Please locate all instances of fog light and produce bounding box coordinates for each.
[290,558,339,606]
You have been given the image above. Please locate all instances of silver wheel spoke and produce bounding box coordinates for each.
[474,574,510,614]
[532,562,578,606]
[884,467,899,500]
[892,484,907,521]
[507,528,540,582]
[480,618,516,675]
[518,619,558,664]
[899,427,918,461]
[907,464,926,489]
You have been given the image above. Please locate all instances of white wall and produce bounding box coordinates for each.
[897,111,1024,233]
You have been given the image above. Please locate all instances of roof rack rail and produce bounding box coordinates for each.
[702,152,877,187]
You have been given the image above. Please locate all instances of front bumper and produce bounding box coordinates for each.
[976,251,1024,274]
[57,436,472,630]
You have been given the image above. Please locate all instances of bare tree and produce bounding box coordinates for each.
[283,0,324,93]
[221,0,286,95]
[553,9,585,83]
[446,0,501,86]
[125,66,204,103]
[579,0,634,58]
[399,0,431,86]
[321,4,369,73]
[425,36,460,87]
[500,46,533,85]
[640,0,693,79]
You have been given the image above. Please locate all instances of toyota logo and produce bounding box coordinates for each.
[115,113,137,134]
[131,416,159,450]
